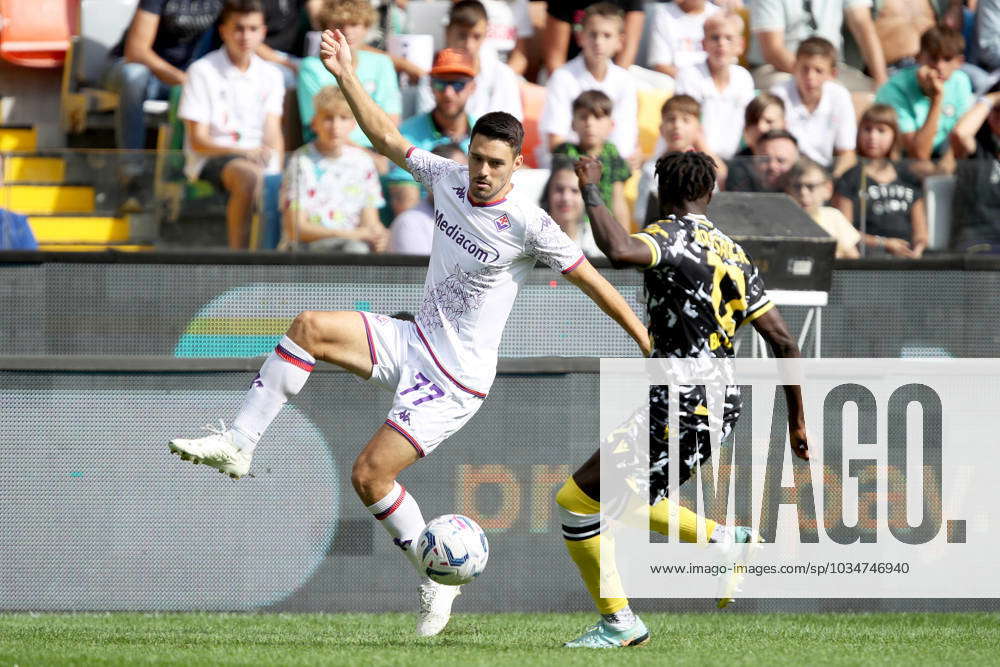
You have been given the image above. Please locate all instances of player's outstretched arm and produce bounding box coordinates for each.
[562,260,651,357]
[320,29,410,170]
[574,156,652,268]
[752,308,809,461]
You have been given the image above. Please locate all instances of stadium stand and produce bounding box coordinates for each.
[0,0,75,68]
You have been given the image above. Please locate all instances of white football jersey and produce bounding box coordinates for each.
[405,147,585,397]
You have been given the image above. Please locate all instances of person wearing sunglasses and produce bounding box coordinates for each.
[386,48,478,217]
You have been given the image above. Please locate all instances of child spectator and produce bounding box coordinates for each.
[833,104,927,258]
[949,80,1000,251]
[417,1,523,121]
[552,90,631,229]
[875,25,973,162]
[540,155,605,257]
[725,128,800,193]
[543,0,645,73]
[783,158,861,259]
[297,0,400,153]
[634,95,724,226]
[540,3,638,166]
[770,37,856,174]
[748,0,887,91]
[179,0,284,250]
[734,92,786,158]
[648,0,721,79]
[674,11,755,159]
[280,86,387,253]
[389,144,468,255]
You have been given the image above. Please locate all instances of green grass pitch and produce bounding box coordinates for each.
[2,612,998,665]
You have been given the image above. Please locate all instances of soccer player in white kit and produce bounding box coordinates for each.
[169,29,651,637]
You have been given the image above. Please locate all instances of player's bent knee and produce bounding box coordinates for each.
[555,477,578,510]
[287,311,322,350]
[350,455,391,497]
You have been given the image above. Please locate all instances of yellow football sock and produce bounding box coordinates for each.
[556,477,628,615]
[647,497,717,544]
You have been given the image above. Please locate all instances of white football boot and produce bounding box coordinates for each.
[416,578,462,637]
[168,421,252,479]
[713,525,765,608]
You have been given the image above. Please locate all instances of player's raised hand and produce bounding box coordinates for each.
[320,29,353,78]
[574,155,603,187]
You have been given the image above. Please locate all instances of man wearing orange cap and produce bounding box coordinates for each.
[386,48,478,217]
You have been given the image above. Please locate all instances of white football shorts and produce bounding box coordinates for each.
[359,311,486,457]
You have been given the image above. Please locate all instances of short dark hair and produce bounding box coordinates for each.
[431,142,466,161]
[220,0,264,24]
[449,0,488,29]
[744,92,785,127]
[662,94,701,119]
[572,90,614,117]
[655,151,717,210]
[920,25,965,61]
[757,128,798,147]
[470,111,524,155]
[795,36,838,67]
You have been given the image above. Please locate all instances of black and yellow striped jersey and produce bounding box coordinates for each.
[632,214,773,359]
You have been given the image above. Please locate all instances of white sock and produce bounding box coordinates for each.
[231,335,315,453]
[366,481,427,575]
[602,605,637,630]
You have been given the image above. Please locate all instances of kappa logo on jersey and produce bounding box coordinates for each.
[251,373,264,389]
[452,186,467,202]
[493,214,511,232]
[396,409,412,425]
[434,210,500,262]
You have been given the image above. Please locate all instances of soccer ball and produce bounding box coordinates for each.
[417,514,489,585]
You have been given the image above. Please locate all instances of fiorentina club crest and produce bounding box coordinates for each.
[493,214,511,232]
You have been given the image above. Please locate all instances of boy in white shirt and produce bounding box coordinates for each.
[769,37,856,174]
[417,1,523,121]
[539,2,638,166]
[648,0,720,79]
[179,0,284,249]
[675,11,755,159]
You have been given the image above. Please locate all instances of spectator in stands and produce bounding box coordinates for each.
[949,80,1000,251]
[675,11,755,159]
[257,0,311,88]
[104,0,222,150]
[418,1,523,121]
[783,158,861,258]
[734,92,786,158]
[386,49,477,216]
[634,95,725,225]
[770,37,856,174]
[388,144,468,255]
[748,0,887,91]
[648,0,720,79]
[297,0,400,165]
[540,155,605,257]
[180,0,283,250]
[725,128,800,192]
[973,0,1000,76]
[542,0,645,75]
[477,0,533,76]
[540,3,638,166]
[552,91,631,228]
[833,104,927,258]
[280,86,387,253]
[876,25,973,164]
